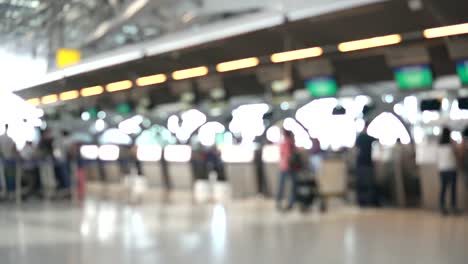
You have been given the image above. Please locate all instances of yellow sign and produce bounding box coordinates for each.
[56,48,81,68]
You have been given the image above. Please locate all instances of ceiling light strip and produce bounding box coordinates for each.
[423,22,468,39]
[271,47,323,63]
[216,57,260,72]
[337,34,402,52]
[59,90,79,101]
[106,80,133,92]
[81,86,104,97]
[172,66,209,80]
[136,74,167,86]
[41,94,58,104]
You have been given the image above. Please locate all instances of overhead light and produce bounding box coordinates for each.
[27,98,40,106]
[172,66,208,80]
[81,86,104,97]
[271,47,323,63]
[106,80,132,92]
[216,57,259,72]
[41,94,58,104]
[59,90,79,101]
[337,34,402,52]
[423,22,468,39]
[136,74,167,86]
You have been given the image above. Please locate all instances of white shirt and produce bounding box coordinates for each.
[437,144,457,171]
[0,134,16,159]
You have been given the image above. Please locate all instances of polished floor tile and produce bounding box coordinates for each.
[0,198,466,264]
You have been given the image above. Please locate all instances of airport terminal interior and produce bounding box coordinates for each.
[1,0,468,263]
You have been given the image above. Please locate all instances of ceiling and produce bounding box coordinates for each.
[10,0,468,110]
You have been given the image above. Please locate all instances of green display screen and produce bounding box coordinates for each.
[394,65,433,90]
[116,103,132,115]
[456,60,468,85]
[305,76,338,97]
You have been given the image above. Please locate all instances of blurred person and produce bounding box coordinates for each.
[437,127,460,215]
[0,124,18,193]
[53,130,73,193]
[20,141,41,198]
[205,146,225,181]
[277,129,301,211]
[309,137,323,176]
[355,122,380,207]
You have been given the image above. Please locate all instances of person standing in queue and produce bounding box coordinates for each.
[355,122,379,207]
[437,127,460,215]
[0,124,18,194]
[277,129,299,211]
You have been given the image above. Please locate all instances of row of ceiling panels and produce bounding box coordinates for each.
[15,0,468,101]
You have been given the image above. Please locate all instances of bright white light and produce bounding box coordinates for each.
[80,145,99,160]
[137,145,162,161]
[221,145,254,163]
[296,98,356,149]
[164,145,192,162]
[451,131,462,143]
[168,110,207,142]
[368,112,411,146]
[355,95,370,106]
[81,112,90,121]
[118,115,143,135]
[382,94,394,103]
[421,111,440,124]
[433,126,441,136]
[99,128,132,145]
[95,119,106,132]
[393,103,404,116]
[449,100,468,120]
[5,120,37,150]
[198,122,225,146]
[98,111,106,119]
[355,119,365,133]
[280,101,290,110]
[413,126,425,144]
[403,96,418,124]
[441,98,450,111]
[211,204,227,255]
[266,126,281,143]
[229,103,268,144]
[283,118,313,149]
[262,144,280,163]
[99,145,120,161]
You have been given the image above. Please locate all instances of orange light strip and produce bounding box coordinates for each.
[59,90,79,101]
[81,86,104,97]
[106,80,132,92]
[271,47,323,63]
[41,94,58,104]
[337,34,402,52]
[423,22,468,39]
[136,74,167,86]
[216,57,260,72]
[27,98,40,106]
[172,66,209,80]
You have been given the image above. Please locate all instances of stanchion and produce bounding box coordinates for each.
[15,161,22,206]
[0,161,6,198]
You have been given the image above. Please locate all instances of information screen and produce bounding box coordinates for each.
[456,60,468,85]
[394,65,433,90]
[304,76,338,97]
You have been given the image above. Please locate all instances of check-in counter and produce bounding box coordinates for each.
[99,145,121,183]
[137,145,164,188]
[222,145,257,199]
[417,143,467,210]
[164,145,193,190]
[80,145,100,181]
[262,144,280,197]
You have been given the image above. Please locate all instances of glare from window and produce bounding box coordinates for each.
[168,109,207,142]
[95,119,106,132]
[99,128,132,145]
[367,112,411,145]
[80,145,99,160]
[164,145,192,162]
[266,125,281,143]
[137,145,162,162]
[118,115,143,135]
[229,103,269,144]
[198,122,225,146]
[99,145,120,161]
[221,145,255,163]
[262,144,280,163]
[283,118,312,149]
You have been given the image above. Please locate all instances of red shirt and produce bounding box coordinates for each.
[280,137,294,171]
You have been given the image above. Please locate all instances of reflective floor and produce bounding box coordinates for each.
[0,198,467,264]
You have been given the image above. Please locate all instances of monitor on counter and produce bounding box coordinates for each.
[456,60,468,86]
[304,76,338,97]
[420,99,441,111]
[458,97,468,110]
[394,64,433,90]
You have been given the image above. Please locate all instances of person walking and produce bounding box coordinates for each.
[437,127,460,215]
[277,129,299,211]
